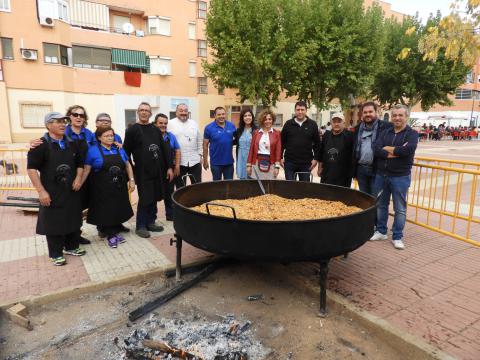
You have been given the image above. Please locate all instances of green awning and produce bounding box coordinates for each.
[112,48,147,68]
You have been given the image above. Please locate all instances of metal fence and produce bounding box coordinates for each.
[0,149,33,191]
[408,158,480,246]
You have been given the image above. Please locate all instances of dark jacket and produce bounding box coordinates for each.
[281,117,320,165]
[374,125,418,177]
[352,119,392,176]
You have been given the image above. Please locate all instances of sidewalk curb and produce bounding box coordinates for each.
[283,267,455,360]
[0,256,215,309]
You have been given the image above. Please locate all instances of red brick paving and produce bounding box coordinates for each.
[326,221,480,360]
[0,255,90,303]
[150,234,212,264]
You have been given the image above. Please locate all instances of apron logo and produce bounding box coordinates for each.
[109,165,123,187]
[148,144,160,159]
[55,164,71,184]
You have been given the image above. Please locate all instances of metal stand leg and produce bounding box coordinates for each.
[319,260,330,317]
[170,234,183,282]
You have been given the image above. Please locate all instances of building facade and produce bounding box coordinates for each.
[0,0,474,144]
[0,0,222,143]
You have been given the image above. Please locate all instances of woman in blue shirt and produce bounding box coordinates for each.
[234,109,256,179]
[80,127,135,248]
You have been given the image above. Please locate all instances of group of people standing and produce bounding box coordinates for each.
[27,99,418,266]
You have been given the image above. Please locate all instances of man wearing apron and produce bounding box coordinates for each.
[27,112,86,266]
[123,102,174,238]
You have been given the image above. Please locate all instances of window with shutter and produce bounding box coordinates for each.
[20,103,53,128]
[0,0,11,12]
[44,43,59,64]
[188,22,196,40]
[197,40,207,57]
[189,61,196,77]
[198,77,208,94]
[197,1,207,19]
[1,38,13,60]
[73,46,111,70]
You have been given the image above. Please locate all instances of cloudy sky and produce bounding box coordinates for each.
[387,0,457,21]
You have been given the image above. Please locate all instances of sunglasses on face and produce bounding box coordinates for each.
[71,112,86,119]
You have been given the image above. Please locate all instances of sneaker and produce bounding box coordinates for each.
[78,236,91,245]
[146,223,164,232]
[106,236,118,248]
[119,224,130,233]
[392,239,405,250]
[63,248,86,256]
[50,256,66,266]
[135,228,151,238]
[370,231,388,241]
[116,234,126,244]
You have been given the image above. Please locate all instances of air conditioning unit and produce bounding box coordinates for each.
[39,16,54,27]
[21,49,38,61]
[135,30,145,37]
[158,65,169,76]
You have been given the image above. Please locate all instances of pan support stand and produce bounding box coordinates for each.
[170,234,183,282]
[318,259,330,317]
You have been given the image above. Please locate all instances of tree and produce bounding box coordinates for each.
[372,15,470,111]
[203,0,312,107]
[292,0,385,110]
[419,0,480,67]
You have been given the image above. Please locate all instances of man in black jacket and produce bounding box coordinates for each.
[123,102,174,238]
[317,112,354,187]
[370,104,418,250]
[280,101,320,181]
[353,102,391,195]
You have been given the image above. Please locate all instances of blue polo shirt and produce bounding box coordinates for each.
[85,145,129,172]
[66,125,95,146]
[163,132,180,151]
[92,133,123,146]
[204,120,236,166]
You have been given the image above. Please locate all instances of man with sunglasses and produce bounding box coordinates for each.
[27,112,86,266]
[123,102,174,238]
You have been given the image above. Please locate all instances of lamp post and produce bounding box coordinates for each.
[470,89,479,127]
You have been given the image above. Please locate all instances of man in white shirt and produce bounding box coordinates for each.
[168,103,203,187]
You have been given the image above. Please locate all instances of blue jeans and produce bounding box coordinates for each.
[356,165,376,195]
[136,202,157,229]
[211,164,234,181]
[284,162,311,181]
[373,174,411,240]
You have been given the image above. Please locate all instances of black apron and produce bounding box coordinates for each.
[137,125,165,207]
[87,145,133,227]
[36,136,82,236]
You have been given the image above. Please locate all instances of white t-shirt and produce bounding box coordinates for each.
[168,117,203,167]
[258,128,273,155]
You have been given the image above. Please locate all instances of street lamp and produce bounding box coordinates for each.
[470,89,480,127]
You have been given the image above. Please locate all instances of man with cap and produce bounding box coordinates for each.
[317,112,354,187]
[27,112,86,266]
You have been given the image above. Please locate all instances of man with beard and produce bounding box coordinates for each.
[123,102,174,238]
[353,101,391,195]
[317,112,354,187]
[167,103,203,186]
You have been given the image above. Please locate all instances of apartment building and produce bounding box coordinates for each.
[0,0,221,143]
[0,0,474,144]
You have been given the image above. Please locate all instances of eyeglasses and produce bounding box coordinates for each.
[71,112,86,119]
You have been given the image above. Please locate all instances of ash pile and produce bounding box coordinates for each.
[120,313,270,360]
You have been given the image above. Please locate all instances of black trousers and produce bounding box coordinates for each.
[46,232,79,258]
[175,163,202,188]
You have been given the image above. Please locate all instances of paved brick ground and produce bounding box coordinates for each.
[0,140,479,359]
